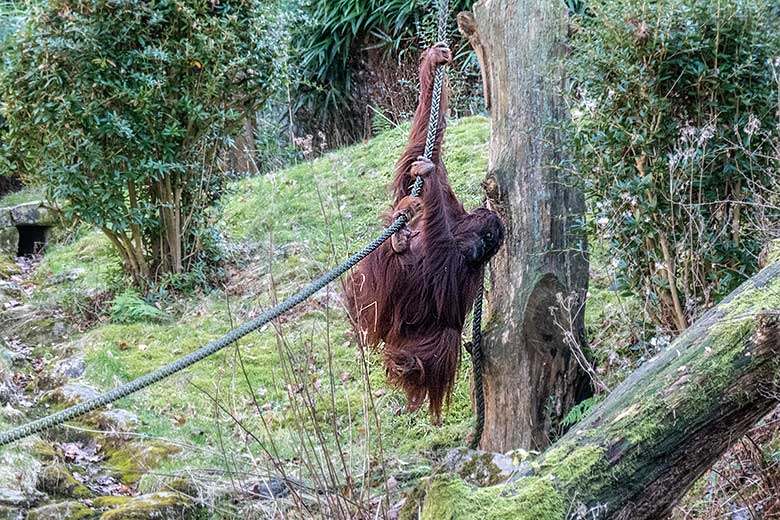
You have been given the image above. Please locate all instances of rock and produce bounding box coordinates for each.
[0,488,26,507]
[53,355,85,379]
[0,505,22,520]
[0,341,10,361]
[4,350,26,368]
[26,501,92,520]
[0,381,13,407]
[0,364,15,402]
[245,478,289,500]
[37,464,91,498]
[30,440,58,461]
[92,496,132,510]
[26,319,70,346]
[142,475,199,497]
[143,473,289,507]
[0,404,24,423]
[0,350,14,405]
[0,209,9,228]
[0,230,18,258]
[94,409,139,434]
[105,441,181,486]
[0,281,22,299]
[0,441,43,506]
[1,313,69,347]
[0,258,19,280]
[47,383,100,405]
[50,322,68,340]
[8,202,57,227]
[0,304,34,325]
[44,269,86,287]
[99,492,195,520]
[442,447,524,487]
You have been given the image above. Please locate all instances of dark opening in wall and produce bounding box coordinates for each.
[16,225,49,256]
[0,175,22,198]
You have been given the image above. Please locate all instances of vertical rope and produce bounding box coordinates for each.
[425,0,489,450]
[421,0,449,164]
[437,0,449,43]
[422,68,445,162]
[469,272,486,450]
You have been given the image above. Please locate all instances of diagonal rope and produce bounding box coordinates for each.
[0,0,452,448]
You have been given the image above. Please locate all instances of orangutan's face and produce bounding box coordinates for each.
[456,208,505,265]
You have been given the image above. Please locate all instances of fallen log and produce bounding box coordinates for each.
[410,261,780,519]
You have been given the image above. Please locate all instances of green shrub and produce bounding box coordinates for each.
[567,0,780,332]
[0,1,25,46]
[0,0,285,288]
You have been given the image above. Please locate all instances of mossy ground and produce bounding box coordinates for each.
[99,492,195,520]
[7,117,490,511]
[104,440,182,486]
[418,476,567,520]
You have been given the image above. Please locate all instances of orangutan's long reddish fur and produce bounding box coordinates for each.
[346,44,505,421]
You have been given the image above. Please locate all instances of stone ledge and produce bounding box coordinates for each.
[7,201,57,227]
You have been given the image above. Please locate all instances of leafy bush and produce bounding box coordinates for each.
[295,0,483,146]
[1,0,285,288]
[0,1,24,45]
[0,1,27,196]
[567,0,780,332]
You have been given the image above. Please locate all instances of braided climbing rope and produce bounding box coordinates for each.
[0,0,455,448]
[469,274,486,449]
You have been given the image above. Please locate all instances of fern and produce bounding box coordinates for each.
[561,395,603,428]
[110,290,167,325]
[369,105,397,135]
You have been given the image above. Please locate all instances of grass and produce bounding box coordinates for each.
[0,185,44,207]
[26,116,491,511]
[223,115,488,253]
[27,226,122,319]
[14,113,748,517]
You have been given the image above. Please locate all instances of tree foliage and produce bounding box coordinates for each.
[567,0,780,332]
[295,0,481,145]
[0,0,284,287]
[0,1,27,194]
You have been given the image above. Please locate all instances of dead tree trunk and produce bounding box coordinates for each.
[413,262,780,519]
[464,0,591,451]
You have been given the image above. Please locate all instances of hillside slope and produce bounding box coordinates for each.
[0,117,491,518]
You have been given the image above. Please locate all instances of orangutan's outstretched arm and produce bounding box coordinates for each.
[392,44,451,203]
